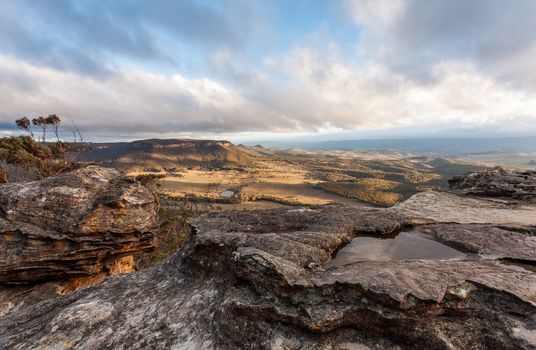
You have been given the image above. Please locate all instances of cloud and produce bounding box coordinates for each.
[345,0,536,86]
[262,48,536,130]
[0,1,535,140]
[1,48,535,140]
[0,0,254,75]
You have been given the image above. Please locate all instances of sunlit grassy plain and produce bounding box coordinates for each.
[130,149,483,209]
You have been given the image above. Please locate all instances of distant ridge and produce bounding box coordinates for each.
[256,136,536,155]
[72,139,255,171]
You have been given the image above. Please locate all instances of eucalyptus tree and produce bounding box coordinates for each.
[46,114,61,142]
[32,116,48,143]
[15,117,34,138]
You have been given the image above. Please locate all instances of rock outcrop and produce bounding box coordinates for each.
[0,166,158,283]
[449,166,536,202]
[1,169,535,349]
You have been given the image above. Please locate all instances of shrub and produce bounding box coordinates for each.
[136,199,207,269]
[0,136,81,181]
[0,165,8,183]
[316,180,403,207]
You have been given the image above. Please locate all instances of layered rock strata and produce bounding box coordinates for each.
[0,166,158,283]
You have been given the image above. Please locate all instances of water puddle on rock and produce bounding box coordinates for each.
[329,230,469,267]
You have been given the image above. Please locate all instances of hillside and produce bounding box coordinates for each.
[71,139,256,171]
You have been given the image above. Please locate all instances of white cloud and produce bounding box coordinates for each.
[0,55,256,134]
[345,0,406,28]
[263,48,536,131]
[405,61,536,124]
[345,0,536,87]
[1,42,536,139]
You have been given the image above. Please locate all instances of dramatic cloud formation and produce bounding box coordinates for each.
[346,0,536,86]
[0,0,535,140]
[0,0,253,75]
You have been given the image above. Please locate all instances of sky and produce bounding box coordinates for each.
[1,0,536,142]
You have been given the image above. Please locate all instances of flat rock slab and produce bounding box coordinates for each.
[395,190,536,226]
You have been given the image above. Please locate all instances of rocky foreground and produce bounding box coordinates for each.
[0,166,158,309]
[0,167,535,349]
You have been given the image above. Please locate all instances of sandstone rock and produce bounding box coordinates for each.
[394,190,536,226]
[1,168,535,349]
[413,224,536,261]
[449,166,536,202]
[0,166,158,283]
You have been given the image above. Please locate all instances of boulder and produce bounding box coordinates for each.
[0,166,158,283]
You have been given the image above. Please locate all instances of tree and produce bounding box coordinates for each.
[67,115,84,144]
[45,114,61,142]
[32,116,48,143]
[15,117,34,138]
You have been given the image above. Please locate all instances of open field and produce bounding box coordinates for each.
[131,148,484,208]
[142,159,370,207]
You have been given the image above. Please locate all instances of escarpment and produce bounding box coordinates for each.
[71,138,255,171]
[1,169,535,349]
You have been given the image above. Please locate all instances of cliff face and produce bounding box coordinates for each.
[71,138,255,170]
[1,169,535,349]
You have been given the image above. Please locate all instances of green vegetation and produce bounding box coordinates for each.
[151,149,484,208]
[0,165,8,183]
[136,198,207,269]
[16,114,63,143]
[0,136,75,181]
[276,154,483,207]
[316,180,403,207]
[1,115,85,182]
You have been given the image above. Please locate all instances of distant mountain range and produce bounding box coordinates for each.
[71,139,255,171]
[254,136,536,155]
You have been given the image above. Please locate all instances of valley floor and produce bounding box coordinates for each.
[133,149,483,208]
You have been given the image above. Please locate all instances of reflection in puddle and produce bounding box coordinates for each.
[330,231,469,267]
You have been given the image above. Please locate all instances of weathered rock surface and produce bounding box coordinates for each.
[395,190,536,226]
[0,166,158,283]
[1,169,536,349]
[449,166,536,202]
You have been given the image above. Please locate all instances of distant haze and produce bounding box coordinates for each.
[254,137,536,156]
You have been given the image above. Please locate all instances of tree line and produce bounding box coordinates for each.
[15,114,84,144]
